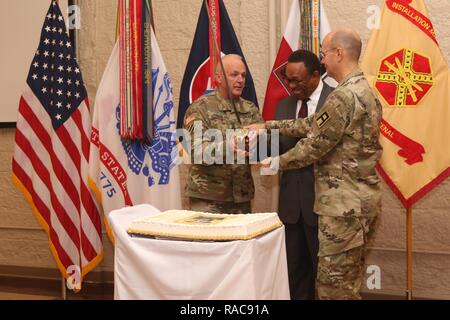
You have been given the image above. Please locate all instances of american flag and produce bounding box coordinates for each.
[12,1,103,290]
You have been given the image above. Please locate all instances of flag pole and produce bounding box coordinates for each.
[406,207,413,300]
[61,277,67,300]
[203,0,242,125]
[54,1,68,301]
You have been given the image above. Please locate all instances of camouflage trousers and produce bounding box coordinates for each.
[316,215,377,300]
[189,197,252,214]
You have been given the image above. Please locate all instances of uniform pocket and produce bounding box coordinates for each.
[318,216,365,256]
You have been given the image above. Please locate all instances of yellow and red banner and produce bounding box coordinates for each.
[362,0,450,208]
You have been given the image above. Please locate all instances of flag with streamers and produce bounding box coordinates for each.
[176,0,258,128]
[118,0,154,141]
[262,0,332,120]
[12,1,103,291]
[361,0,450,208]
[88,25,181,241]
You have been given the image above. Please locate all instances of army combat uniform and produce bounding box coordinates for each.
[183,91,263,214]
[266,68,383,299]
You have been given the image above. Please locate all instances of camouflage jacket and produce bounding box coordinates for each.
[183,91,263,203]
[266,68,383,218]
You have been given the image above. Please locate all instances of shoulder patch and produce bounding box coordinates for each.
[316,111,331,129]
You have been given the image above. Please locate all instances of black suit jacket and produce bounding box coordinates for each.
[275,83,334,226]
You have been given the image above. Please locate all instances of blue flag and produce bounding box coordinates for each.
[177,0,258,128]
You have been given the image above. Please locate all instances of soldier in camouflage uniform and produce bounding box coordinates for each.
[248,29,382,299]
[183,54,263,214]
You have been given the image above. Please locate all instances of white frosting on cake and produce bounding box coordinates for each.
[127,210,283,240]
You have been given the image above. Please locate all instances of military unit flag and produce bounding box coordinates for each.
[361,0,450,208]
[88,15,181,240]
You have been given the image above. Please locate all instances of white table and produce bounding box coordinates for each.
[108,204,290,300]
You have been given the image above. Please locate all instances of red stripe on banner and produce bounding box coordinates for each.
[56,114,102,242]
[71,108,91,161]
[377,164,450,209]
[12,160,50,224]
[119,0,124,135]
[13,160,74,269]
[14,128,81,251]
[56,123,82,176]
[21,102,82,215]
[386,0,437,45]
[91,127,100,148]
[380,119,426,165]
[208,0,214,86]
[81,183,102,234]
[56,108,101,248]
[132,0,143,139]
[61,110,101,264]
[18,98,83,225]
[55,125,100,252]
[130,0,137,139]
[80,228,97,262]
[79,172,102,237]
[262,38,293,120]
[84,98,91,111]
[99,143,133,206]
[208,0,221,88]
[76,104,98,232]
[119,0,127,137]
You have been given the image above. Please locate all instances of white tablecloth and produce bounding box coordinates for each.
[108,204,290,300]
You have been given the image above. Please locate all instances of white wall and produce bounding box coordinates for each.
[0,0,68,122]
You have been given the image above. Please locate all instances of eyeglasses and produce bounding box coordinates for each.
[320,47,338,60]
[282,73,312,87]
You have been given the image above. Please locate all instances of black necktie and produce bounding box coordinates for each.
[297,99,309,119]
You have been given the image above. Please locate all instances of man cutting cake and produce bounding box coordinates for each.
[183,54,263,214]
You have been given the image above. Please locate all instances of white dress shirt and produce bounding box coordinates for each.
[295,79,324,118]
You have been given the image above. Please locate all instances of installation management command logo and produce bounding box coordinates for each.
[375,48,434,107]
[117,67,177,188]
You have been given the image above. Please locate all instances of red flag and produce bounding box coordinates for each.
[262,0,332,120]
[12,1,102,290]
